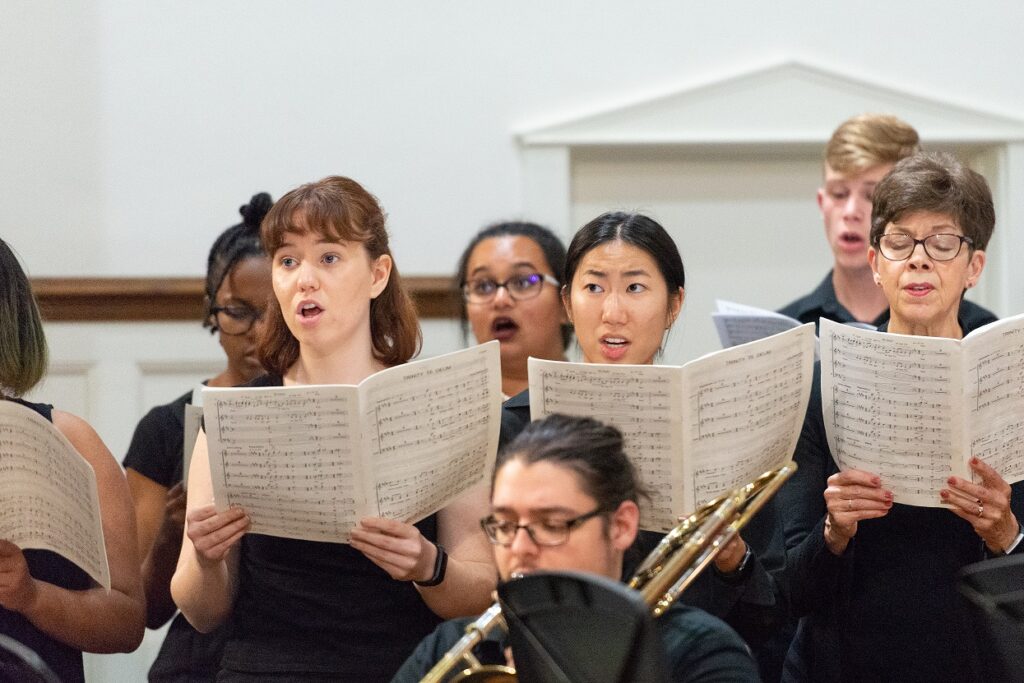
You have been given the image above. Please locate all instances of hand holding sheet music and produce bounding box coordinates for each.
[202,342,502,543]
[0,402,110,589]
[820,314,1024,507]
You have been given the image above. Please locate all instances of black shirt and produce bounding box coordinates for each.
[778,270,998,334]
[2,399,90,683]
[391,602,760,683]
[779,320,1024,682]
[123,388,228,682]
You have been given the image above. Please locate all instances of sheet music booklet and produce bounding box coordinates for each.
[528,325,815,531]
[0,401,110,589]
[202,341,502,543]
[821,314,1024,507]
[712,299,875,351]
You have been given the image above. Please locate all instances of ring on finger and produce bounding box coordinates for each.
[977,503,984,517]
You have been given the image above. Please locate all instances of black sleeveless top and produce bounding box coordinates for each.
[1,399,90,683]
[219,375,442,681]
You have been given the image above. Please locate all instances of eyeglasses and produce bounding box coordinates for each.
[875,233,973,262]
[480,508,605,547]
[462,273,560,304]
[210,305,264,336]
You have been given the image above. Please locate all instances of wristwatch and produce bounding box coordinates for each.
[414,543,448,587]
[717,543,753,583]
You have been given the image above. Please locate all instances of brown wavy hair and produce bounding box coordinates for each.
[258,176,421,375]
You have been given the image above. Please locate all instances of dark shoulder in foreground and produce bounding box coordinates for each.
[659,602,761,682]
[391,606,759,683]
[390,617,497,683]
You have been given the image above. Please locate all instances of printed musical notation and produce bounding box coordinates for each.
[820,314,1024,507]
[530,325,815,530]
[0,402,110,589]
[203,342,502,543]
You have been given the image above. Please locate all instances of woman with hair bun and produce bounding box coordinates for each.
[172,176,495,682]
[123,193,274,681]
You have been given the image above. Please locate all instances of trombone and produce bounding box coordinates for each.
[420,461,797,683]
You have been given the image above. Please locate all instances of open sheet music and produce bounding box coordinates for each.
[821,314,1024,507]
[202,342,502,543]
[529,325,815,531]
[0,402,110,589]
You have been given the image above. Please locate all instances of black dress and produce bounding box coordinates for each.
[123,388,229,681]
[1,399,91,683]
[214,375,442,682]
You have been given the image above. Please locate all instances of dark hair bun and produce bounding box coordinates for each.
[239,192,274,233]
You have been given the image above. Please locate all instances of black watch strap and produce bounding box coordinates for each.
[414,543,448,587]
[717,544,753,583]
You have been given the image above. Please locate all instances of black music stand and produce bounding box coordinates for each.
[958,554,1024,681]
[498,571,669,683]
[0,634,60,683]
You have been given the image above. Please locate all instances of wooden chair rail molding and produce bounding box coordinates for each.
[32,277,461,322]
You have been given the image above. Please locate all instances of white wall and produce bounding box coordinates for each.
[5,2,1024,680]
[5,1,1024,280]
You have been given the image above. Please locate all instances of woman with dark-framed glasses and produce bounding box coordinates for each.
[455,222,571,398]
[780,152,1024,682]
[392,414,760,682]
[122,192,274,682]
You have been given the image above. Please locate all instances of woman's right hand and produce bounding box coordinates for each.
[184,504,249,567]
[823,468,893,555]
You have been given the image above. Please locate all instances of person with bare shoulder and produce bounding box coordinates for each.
[0,238,144,682]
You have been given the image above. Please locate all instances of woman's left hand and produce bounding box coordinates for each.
[350,518,437,582]
[0,540,38,614]
[942,456,1020,553]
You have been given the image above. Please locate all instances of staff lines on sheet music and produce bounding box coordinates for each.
[691,354,804,441]
[368,369,491,453]
[374,447,484,522]
[827,329,958,499]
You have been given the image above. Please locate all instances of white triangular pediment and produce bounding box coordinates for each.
[518,61,1024,146]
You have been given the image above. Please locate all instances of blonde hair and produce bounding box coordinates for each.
[825,114,921,173]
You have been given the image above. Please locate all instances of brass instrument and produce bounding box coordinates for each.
[421,462,797,683]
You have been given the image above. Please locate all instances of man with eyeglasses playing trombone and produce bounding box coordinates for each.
[392,415,759,682]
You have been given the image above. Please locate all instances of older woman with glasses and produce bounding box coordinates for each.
[392,414,760,682]
[456,222,571,398]
[123,193,273,682]
[779,152,1023,682]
